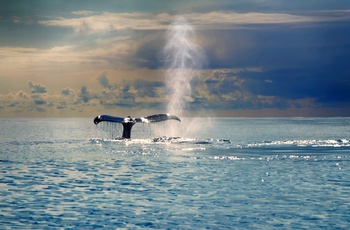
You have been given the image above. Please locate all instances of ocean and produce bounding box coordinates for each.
[1,117,349,229]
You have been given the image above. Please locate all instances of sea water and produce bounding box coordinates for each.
[0,117,349,229]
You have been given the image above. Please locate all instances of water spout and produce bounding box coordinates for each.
[164,17,205,117]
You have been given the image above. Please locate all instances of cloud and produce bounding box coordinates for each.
[0,83,81,115]
[61,88,76,97]
[28,81,47,94]
[34,100,46,105]
[38,11,349,34]
[0,35,140,78]
[188,68,326,111]
[1,5,350,117]
[38,12,169,33]
[200,63,350,111]
[71,11,95,16]
[0,90,30,108]
[1,66,349,117]
[97,73,113,89]
[80,86,93,103]
[3,10,349,80]
[94,75,166,109]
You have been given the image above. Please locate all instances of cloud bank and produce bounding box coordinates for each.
[3,65,349,117]
[1,3,350,117]
[38,11,348,33]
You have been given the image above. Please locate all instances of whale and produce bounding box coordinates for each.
[93,113,181,139]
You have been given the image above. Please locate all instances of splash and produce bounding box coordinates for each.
[164,17,205,117]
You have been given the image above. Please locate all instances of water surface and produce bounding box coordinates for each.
[1,117,349,229]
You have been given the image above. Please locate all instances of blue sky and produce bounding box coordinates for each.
[1,0,350,117]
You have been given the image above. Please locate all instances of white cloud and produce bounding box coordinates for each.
[71,11,96,16]
[39,12,170,33]
[0,35,137,74]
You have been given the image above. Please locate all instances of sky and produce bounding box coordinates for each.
[1,0,350,117]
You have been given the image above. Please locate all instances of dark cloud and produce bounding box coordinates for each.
[56,101,66,110]
[28,81,47,94]
[133,80,164,98]
[198,21,350,111]
[190,0,350,13]
[91,75,167,110]
[97,73,113,89]
[79,86,92,103]
[203,22,350,69]
[186,68,317,111]
[61,87,75,97]
[132,27,207,70]
[34,100,46,105]
[133,32,165,69]
[35,107,46,112]
[241,59,350,107]
[242,68,315,99]
[196,65,350,112]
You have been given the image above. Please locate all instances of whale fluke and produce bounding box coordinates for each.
[93,113,181,139]
[144,114,181,123]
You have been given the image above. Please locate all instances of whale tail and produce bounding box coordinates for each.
[93,113,181,139]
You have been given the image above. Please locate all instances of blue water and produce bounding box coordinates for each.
[1,117,350,229]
